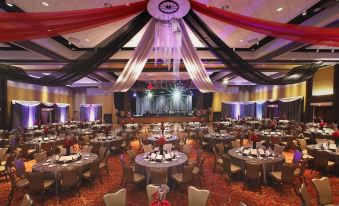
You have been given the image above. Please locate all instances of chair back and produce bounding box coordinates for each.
[20,194,33,206]
[82,145,93,153]
[273,144,284,156]
[60,166,79,188]
[143,144,153,153]
[89,159,100,178]
[98,146,107,160]
[34,151,47,163]
[183,144,192,156]
[315,139,326,144]
[270,136,281,145]
[103,188,126,206]
[123,166,134,183]
[41,142,52,155]
[215,143,224,155]
[14,147,22,160]
[199,157,206,175]
[91,142,101,155]
[312,177,333,205]
[297,138,307,151]
[146,184,159,206]
[0,147,8,160]
[245,161,262,180]
[299,183,311,206]
[127,149,136,164]
[281,163,297,183]
[188,186,210,206]
[25,171,44,192]
[195,149,202,166]
[13,159,26,177]
[182,164,195,183]
[314,151,329,168]
[83,135,90,145]
[221,154,231,173]
[292,150,303,165]
[150,170,167,185]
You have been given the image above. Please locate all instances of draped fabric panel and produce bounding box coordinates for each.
[183,10,321,85]
[221,103,236,119]
[136,94,192,116]
[80,104,102,122]
[0,11,151,86]
[190,0,339,47]
[100,18,155,92]
[55,104,69,123]
[11,101,40,129]
[256,101,268,119]
[278,98,303,121]
[240,103,256,118]
[0,1,147,42]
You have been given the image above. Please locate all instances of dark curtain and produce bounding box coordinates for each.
[334,65,339,125]
[129,91,137,115]
[80,104,102,122]
[203,93,213,109]
[240,103,256,118]
[221,103,236,119]
[0,78,7,129]
[278,98,303,121]
[183,10,320,85]
[12,102,40,129]
[0,11,151,86]
[114,92,124,111]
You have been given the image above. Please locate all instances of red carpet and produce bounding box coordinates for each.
[1,140,338,206]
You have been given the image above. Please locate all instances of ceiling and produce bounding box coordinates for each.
[0,0,339,88]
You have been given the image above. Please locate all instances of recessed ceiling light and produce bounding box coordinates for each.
[85,38,90,42]
[302,11,307,16]
[276,7,283,12]
[262,65,266,67]
[292,58,295,60]
[47,29,51,32]
[239,39,244,42]
[42,1,49,6]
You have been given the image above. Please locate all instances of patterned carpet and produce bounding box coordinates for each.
[1,139,338,206]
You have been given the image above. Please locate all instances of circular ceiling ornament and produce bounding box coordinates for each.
[147,0,190,20]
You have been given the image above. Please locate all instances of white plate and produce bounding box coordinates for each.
[48,165,55,168]
[150,161,156,164]
[62,164,68,167]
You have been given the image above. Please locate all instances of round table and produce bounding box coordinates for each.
[307,144,339,165]
[228,147,285,184]
[204,133,235,144]
[90,136,122,148]
[32,152,98,194]
[259,132,289,143]
[26,137,64,152]
[148,135,178,145]
[135,151,188,184]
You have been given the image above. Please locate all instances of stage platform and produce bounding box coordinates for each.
[119,115,205,124]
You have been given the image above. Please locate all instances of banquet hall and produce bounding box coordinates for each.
[0,0,339,205]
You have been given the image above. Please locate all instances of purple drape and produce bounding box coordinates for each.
[80,104,102,122]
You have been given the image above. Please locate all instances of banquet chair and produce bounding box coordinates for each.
[192,156,206,186]
[34,151,47,163]
[83,135,90,145]
[20,144,35,159]
[119,154,127,186]
[59,166,80,202]
[143,144,153,153]
[100,151,110,177]
[269,163,297,195]
[231,140,240,149]
[221,154,241,185]
[146,184,159,205]
[294,158,308,185]
[170,164,195,198]
[103,188,126,206]
[312,177,334,206]
[14,147,23,160]
[298,183,311,206]
[25,171,55,204]
[212,146,223,172]
[270,136,281,145]
[188,186,210,206]
[8,169,29,204]
[13,159,27,179]
[150,170,167,185]
[163,143,172,152]
[292,150,303,165]
[127,149,136,166]
[41,142,53,156]
[122,165,145,194]
[215,143,225,156]
[183,144,192,157]
[273,144,284,156]
[297,138,314,160]
[98,146,108,161]
[189,148,202,165]
[110,139,123,154]
[0,147,8,165]
[312,150,335,176]
[316,139,327,144]
[243,161,262,194]
[91,142,101,155]
[20,194,33,206]
[82,145,93,153]
[82,159,102,188]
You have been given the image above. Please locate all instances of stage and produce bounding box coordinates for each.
[119,115,206,124]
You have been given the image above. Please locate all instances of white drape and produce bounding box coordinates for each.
[100,19,156,92]
[179,19,226,93]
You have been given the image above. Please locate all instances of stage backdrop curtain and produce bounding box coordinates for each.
[278,97,303,121]
[55,103,69,123]
[183,10,320,85]
[11,101,40,129]
[256,101,268,119]
[190,0,339,47]
[221,103,236,119]
[240,102,256,118]
[0,11,151,86]
[80,104,102,122]
[0,1,147,42]
[136,93,192,116]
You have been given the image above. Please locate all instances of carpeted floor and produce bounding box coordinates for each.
[1,139,338,206]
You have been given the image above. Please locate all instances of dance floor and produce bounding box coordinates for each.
[1,139,338,206]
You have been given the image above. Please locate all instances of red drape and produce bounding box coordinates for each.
[190,0,339,47]
[0,1,147,42]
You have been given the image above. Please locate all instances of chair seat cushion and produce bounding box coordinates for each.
[82,170,91,179]
[28,149,36,154]
[230,164,241,173]
[302,154,314,159]
[0,165,5,172]
[192,167,199,175]
[1,161,5,165]
[171,173,183,183]
[43,179,54,189]
[134,173,145,183]
[328,161,335,167]
[270,171,282,181]
[17,178,29,188]
[217,159,223,165]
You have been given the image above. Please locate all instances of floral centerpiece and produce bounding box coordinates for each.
[63,136,75,156]
[43,126,49,137]
[151,184,171,206]
[332,130,339,146]
[319,121,326,130]
[121,120,126,129]
[250,133,260,149]
[157,136,166,155]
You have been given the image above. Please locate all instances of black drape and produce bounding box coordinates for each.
[129,91,136,115]
[279,98,303,121]
[114,92,124,111]
[0,78,7,129]
[333,65,339,125]
[0,11,151,86]
[203,93,213,109]
[183,10,321,85]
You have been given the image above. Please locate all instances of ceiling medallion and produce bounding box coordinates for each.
[147,0,190,20]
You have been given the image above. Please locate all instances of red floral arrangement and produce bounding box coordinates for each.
[63,137,75,148]
[319,121,326,127]
[332,130,339,140]
[157,136,166,146]
[151,185,171,206]
[121,120,125,127]
[270,121,277,129]
[250,133,260,142]
[43,126,49,135]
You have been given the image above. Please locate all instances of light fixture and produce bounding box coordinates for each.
[85,38,90,42]
[6,0,14,7]
[239,39,244,42]
[42,1,49,6]
[173,89,181,100]
[147,91,153,98]
[222,78,229,85]
[316,61,323,64]
[133,92,137,97]
[276,7,283,12]
[302,11,307,15]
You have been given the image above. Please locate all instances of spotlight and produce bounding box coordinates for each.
[6,0,14,7]
[147,91,153,98]
[133,92,137,97]
[222,78,229,85]
[173,89,181,100]
[302,11,307,16]
[316,61,323,64]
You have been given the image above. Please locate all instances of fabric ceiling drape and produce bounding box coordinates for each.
[0,1,147,42]
[100,18,156,92]
[183,10,321,85]
[190,0,339,47]
[0,11,151,86]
